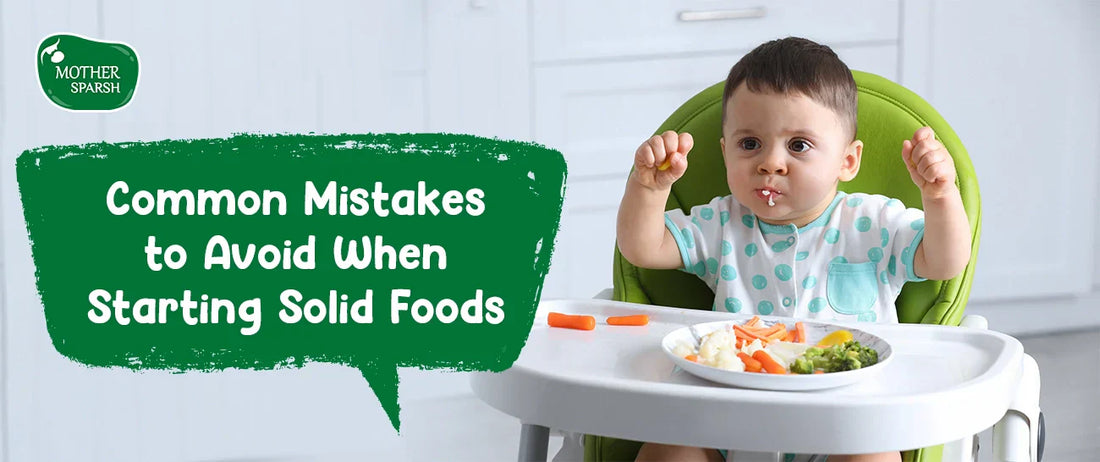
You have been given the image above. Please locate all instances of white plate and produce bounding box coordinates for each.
[662,319,893,391]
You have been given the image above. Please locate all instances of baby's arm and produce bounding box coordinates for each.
[902,127,972,280]
[616,131,693,269]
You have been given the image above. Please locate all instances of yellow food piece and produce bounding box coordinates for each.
[657,158,672,171]
[816,329,853,348]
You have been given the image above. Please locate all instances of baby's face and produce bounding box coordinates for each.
[721,83,861,227]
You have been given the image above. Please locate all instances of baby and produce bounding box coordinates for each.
[616,37,972,462]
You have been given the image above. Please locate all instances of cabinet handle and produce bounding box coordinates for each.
[677,7,767,22]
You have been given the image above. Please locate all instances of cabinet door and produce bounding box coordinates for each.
[531,0,900,63]
[100,0,425,141]
[537,46,898,299]
[904,1,1100,300]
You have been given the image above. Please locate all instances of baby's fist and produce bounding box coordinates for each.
[902,127,957,199]
[632,131,693,191]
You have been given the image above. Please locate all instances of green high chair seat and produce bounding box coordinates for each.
[587,70,981,462]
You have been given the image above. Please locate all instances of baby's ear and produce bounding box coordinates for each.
[839,139,863,182]
[719,137,725,152]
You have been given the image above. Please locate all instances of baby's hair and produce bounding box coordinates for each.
[722,37,858,140]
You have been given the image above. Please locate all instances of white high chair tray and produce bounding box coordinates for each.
[470,299,1025,455]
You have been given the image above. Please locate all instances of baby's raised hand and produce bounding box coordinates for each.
[902,127,957,199]
[632,131,693,191]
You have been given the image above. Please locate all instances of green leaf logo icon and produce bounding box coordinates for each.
[36,33,139,111]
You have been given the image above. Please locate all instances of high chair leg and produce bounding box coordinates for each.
[520,423,551,462]
[991,353,1041,461]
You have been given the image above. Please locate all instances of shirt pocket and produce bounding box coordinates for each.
[826,261,879,315]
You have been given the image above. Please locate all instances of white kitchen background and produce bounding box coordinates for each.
[0,1,1097,461]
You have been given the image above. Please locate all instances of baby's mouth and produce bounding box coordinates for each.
[755,188,781,207]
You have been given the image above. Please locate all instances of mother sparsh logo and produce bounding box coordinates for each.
[36,33,139,112]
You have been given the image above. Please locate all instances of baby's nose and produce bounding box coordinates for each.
[757,151,787,175]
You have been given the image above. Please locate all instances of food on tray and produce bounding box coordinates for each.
[607,314,649,326]
[547,312,596,330]
[676,317,879,375]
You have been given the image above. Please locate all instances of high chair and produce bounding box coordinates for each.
[577,71,1044,462]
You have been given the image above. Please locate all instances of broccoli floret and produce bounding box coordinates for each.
[854,343,879,366]
[790,357,815,374]
[797,341,880,373]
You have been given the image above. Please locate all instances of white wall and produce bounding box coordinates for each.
[0,2,501,461]
[2,1,1099,461]
[899,0,1100,335]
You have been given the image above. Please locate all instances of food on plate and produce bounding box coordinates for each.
[752,349,788,374]
[789,340,880,374]
[815,329,854,348]
[547,312,596,330]
[676,319,880,375]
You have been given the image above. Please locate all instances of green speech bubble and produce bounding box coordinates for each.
[16,133,566,431]
[36,33,139,111]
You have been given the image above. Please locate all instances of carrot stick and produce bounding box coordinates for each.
[795,322,806,344]
[765,329,788,342]
[743,324,781,336]
[786,329,796,342]
[737,352,763,373]
[606,314,649,326]
[753,350,788,374]
[547,312,595,331]
[733,324,767,341]
[744,316,762,327]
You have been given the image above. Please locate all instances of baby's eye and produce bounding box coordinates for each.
[789,139,812,153]
[739,138,761,150]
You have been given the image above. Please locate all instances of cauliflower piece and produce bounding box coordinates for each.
[763,341,813,368]
[698,330,733,363]
[672,342,694,358]
[695,329,746,371]
[714,349,745,371]
[739,338,765,358]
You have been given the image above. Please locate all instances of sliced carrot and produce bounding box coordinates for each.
[733,324,767,342]
[733,330,753,343]
[795,322,806,344]
[753,350,788,374]
[606,314,649,326]
[547,312,596,331]
[684,354,699,363]
[786,328,796,342]
[737,352,763,373]
[744,316,762,327]
[765,328,789,342]
[745,324,783,337]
